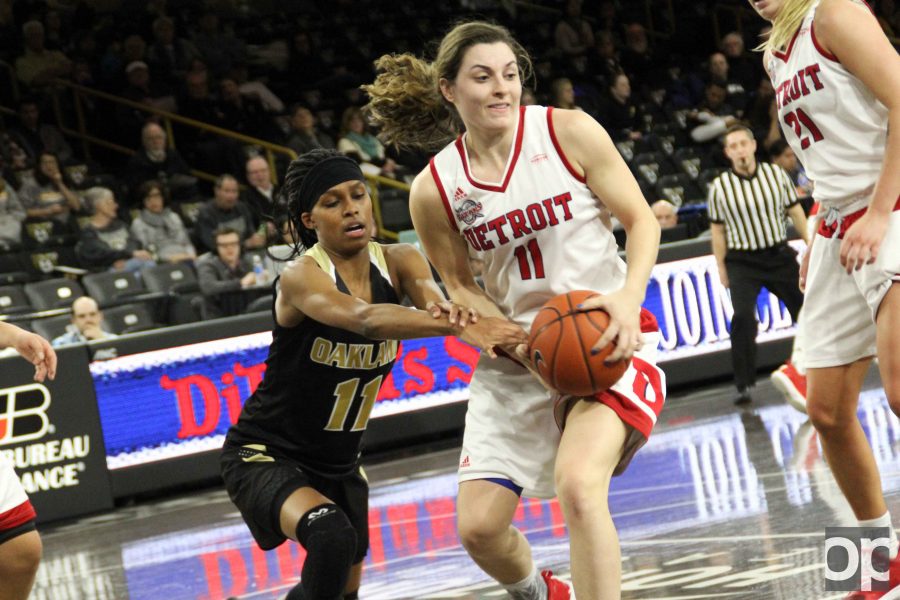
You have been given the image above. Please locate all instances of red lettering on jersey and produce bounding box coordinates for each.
[507,209,532,239]
[553,192,574,220]
[486,214,510,245]
[526,203,548,230]
[463,228,482,251]
[472,223,495,250]
[805,64,824,90]
[797,69,811,96]
[790,75,801,101]
[541,198,560,226]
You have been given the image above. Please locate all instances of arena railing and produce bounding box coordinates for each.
[45,79,405,241]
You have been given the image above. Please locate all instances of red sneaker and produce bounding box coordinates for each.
[771,360,807,414]
[541,570,573,600]
[843,550,900,598]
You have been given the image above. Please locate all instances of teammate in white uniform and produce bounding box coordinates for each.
[753,1,900,597]
[365,21,665,600]
[0,321,56,600]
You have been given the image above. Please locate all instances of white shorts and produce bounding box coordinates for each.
[803,209,900,368]
[459,309,667,499]
[0,454,35,534]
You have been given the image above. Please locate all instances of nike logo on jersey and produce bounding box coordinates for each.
[462,192,575,252]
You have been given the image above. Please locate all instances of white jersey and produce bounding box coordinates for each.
[429,105,626,330]
[767,0,887,210]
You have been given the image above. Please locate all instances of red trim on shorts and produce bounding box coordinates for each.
[639,307,659,333]
[810,21,839,63]
[455,106,525,193]
[429,158,459,233]
[0,499,36,531]
[595,388,656,439]
[817,197,900,239]
[546,107,586,183]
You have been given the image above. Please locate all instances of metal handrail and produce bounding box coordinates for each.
[48,79,408,239]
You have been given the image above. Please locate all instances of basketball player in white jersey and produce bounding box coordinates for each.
[752,0,900,596]
[364,21,666,600]
[0,321,56,600]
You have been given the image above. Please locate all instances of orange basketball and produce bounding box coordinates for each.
[528,290,630,396]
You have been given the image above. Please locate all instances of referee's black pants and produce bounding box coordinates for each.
[725,243,804,391]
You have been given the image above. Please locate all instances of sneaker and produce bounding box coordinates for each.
[843,549,900,598]
[771,361,807,413]
[541,570,573,600]
[734,387,752,406]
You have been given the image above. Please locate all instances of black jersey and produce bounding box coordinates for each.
[225,242,400,477]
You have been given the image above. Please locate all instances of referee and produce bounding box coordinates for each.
[708,125,808,405]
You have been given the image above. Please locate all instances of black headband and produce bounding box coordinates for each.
[297,155,366,213]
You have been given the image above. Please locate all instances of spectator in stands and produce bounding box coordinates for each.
[8,98,73,166]
[217,76,281,142]
[0,177,25,250]
[120,61,176,112]
[14,20,72,92]
[285,104,335,156]
[746,78,782,151]
[688,82,739,144]
[192,11,246,77]
[264,213,297,279]
[197,226,259,318]
[125,122,197,203]
[76,186,155,272]
[337,106,398,177]
[242,156,279,223]
[51,296,118,346]
[554,0,594,60]
[130,180,196,264]
[769,139,813,200]
[651,200,678,230]
[589,30,624,87]
[18,151,82,225]
[599,73,643,140]
[521,87,538,106]
[550,77,582,111]
[620,22,656,88]
[229,63,285,115]
[146,16,199,89]
[707,52,748,115]
[720,32,761,98]
[195,174,265,254]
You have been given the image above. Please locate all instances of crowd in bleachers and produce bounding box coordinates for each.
[0,0,897,342]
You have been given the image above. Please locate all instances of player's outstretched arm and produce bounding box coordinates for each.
[0,321,57,382]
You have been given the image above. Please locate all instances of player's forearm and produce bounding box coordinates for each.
[442,279,508,320]
[355,303,457,340]
[621,215,660,303]
[0,321,24,349]
[871,109,900,215]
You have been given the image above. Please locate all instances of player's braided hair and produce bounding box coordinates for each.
[280,148,346,256]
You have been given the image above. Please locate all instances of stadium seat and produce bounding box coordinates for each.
[24,277,86,310]
[31,313,73,342]
[244,295,273,314]
[82,271,149,307]
[632,152,677,187]
[102,303,159,335]
[656,173,704,207]
[141,262,199,294]
[0,284,32,315]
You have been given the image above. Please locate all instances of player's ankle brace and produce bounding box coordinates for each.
[294,503,357,599]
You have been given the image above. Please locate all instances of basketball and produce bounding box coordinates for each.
[529,290,629,396]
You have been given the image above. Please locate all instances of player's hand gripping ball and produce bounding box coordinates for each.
[528,290,629,396]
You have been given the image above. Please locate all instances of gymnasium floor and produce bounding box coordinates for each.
[33,369,897,600]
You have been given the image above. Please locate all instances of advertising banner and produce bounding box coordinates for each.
[0,345,113,522]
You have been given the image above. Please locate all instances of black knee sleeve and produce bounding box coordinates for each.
[294,503,357,600]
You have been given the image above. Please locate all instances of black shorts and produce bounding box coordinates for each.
[220,442,369,562]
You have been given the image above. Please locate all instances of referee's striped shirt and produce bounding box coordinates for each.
[707,162,799,251]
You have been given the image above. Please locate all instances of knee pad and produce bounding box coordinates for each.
[295,504,357,600]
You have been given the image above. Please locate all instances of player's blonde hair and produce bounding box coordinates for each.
[362,21,533,151]
[758,0,816,52]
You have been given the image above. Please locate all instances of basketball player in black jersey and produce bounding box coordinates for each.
[221,149,525,600]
